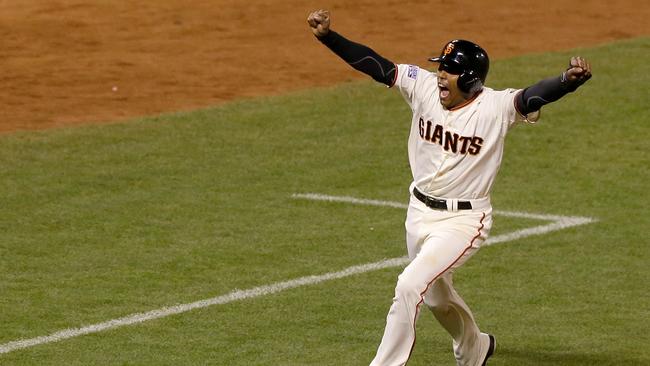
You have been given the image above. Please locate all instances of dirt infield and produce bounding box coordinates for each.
[1,0,648,134]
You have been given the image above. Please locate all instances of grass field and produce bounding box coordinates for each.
[1,37,648,365]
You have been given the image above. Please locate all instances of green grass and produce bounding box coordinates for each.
[1,37,649,365]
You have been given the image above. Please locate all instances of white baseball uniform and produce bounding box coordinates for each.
[369,64,537,366]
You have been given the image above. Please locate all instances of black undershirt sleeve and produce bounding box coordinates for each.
[515,72,587,115]
[317,31,397,87]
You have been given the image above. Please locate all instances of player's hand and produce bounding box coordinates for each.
[307,9,331,37]
[565,56,592,84]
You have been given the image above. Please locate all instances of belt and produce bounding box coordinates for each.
[412,188,473,211]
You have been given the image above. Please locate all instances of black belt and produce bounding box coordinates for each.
[413,188,473,210]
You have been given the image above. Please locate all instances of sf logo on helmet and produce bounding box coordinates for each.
[443,43,455,56]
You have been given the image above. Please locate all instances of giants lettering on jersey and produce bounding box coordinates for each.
[418,117,483,155]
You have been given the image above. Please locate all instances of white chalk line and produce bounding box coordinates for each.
[0,258,408,355]
[0,193,596,355]
[291,193,597,245]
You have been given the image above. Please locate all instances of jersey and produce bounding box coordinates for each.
[392,64,538,200]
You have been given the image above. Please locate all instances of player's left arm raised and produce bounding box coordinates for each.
[515,56,592,115]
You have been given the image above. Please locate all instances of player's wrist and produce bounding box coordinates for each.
[315,29,334,42]
[560,72,576,92]
[560,70,589,92]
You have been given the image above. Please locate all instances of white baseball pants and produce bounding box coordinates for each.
[370,195,493,366]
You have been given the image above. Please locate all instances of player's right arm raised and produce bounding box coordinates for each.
[515,57,592,116]
[307,9,397,87]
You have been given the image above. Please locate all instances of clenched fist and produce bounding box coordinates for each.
[307,9,331,37]
[565,56,592,85]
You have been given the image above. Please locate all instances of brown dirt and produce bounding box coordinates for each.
[1,0,648,134]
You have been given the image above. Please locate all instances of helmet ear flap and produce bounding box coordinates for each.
[458,70,482,94]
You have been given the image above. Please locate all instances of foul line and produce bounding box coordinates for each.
[0,193,596,355]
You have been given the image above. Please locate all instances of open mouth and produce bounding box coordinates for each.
[439,83,450,99]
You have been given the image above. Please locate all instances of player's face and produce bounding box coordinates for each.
[436,64,468,109]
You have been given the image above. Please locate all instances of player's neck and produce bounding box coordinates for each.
[447,90,482,111]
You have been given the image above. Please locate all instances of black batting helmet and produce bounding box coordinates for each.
[428,39,489,94]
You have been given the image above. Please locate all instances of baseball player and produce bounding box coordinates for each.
[307,9,592,366]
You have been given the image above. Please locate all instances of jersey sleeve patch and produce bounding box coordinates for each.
[407,65,419,79]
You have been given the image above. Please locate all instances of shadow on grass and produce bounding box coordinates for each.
[498,346,646,366]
